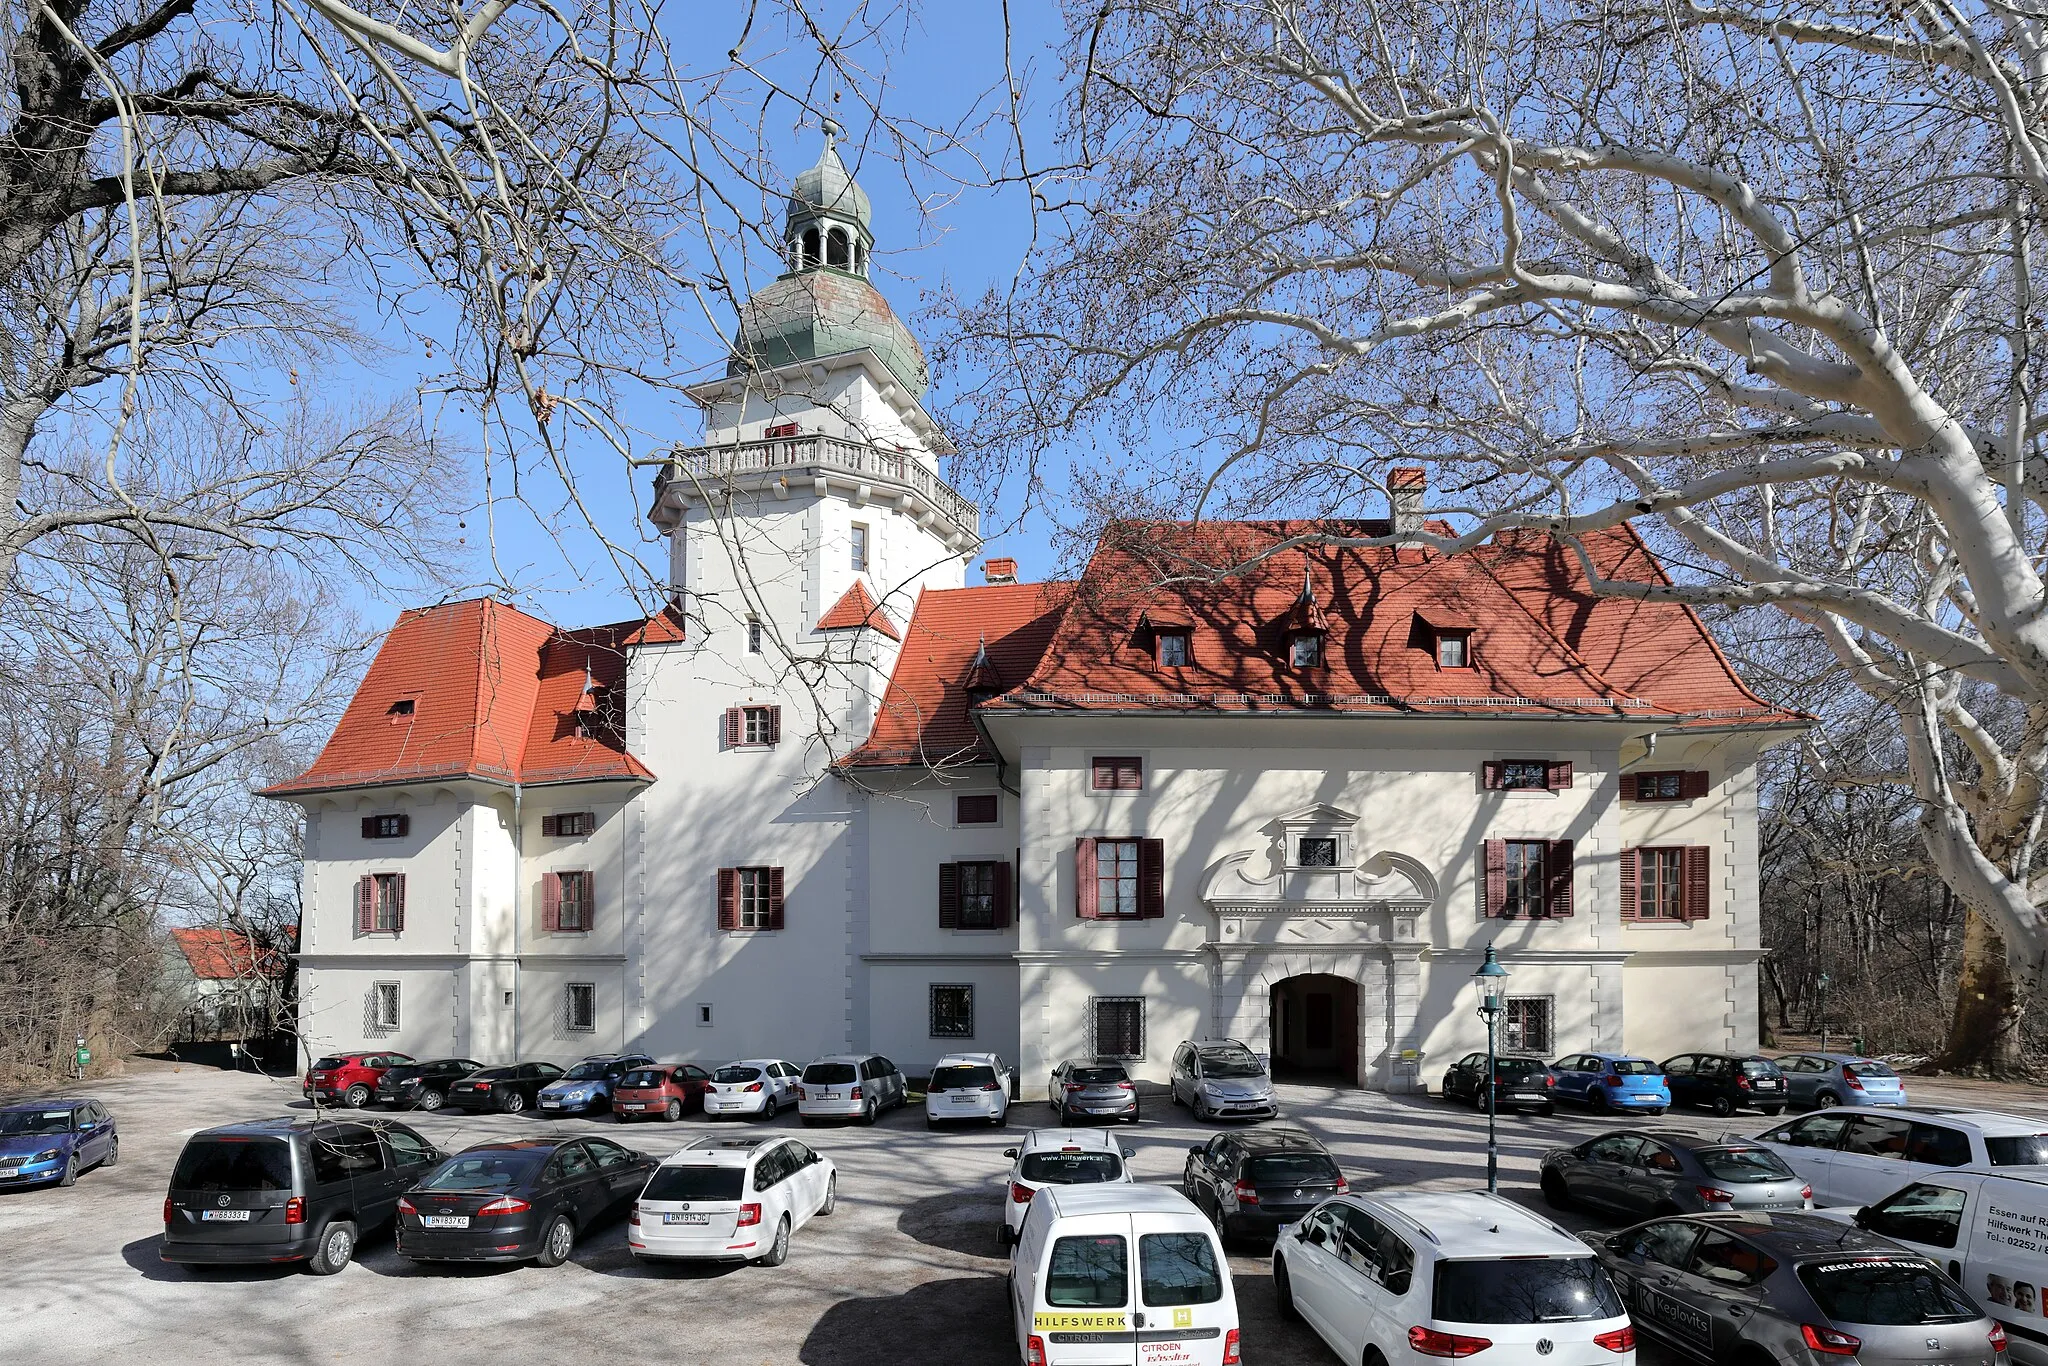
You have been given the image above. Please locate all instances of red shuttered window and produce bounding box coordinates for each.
[361,814,409,839]
[955,794,1000,825]
[1481,840,1572,918]
[1076,838,1163,918]
[1483,760,1572,791]
[724,705,781,747]
[1620,846,1712,921]
[940,861,1013,930]
[543,871,594,932]
[1628,771,1710,802]
[717,867,785,931]
[356,873,405,934]
[1090,756,1143,791]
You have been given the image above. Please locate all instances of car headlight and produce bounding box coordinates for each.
[31,1148,61,1164]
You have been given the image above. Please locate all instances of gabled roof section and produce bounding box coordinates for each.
[170,927,282,981]
[816,578,902,640]
[262,598,654,798]
[845,581,1073,767]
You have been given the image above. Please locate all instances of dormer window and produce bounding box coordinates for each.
[1436,631,1470,668]
[1156,630,1192,668]
[1289,632,1324,668]
[388,698,416,725]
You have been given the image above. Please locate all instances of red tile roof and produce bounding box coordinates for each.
[170,926,281,981]
[816,579,902,640]
[263,598,655,796]
[845,581,1074,767]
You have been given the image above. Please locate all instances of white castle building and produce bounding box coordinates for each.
[266,134,1804,1089]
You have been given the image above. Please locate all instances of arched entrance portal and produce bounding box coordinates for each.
[1268,974,1360,1085]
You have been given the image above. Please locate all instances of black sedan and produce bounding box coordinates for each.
[1440,1052,1556,1114]
[1542,1129,1812,1218]
[442,1062,564,1114]
[374,1058,485,1112]
[1183,1126,1346,1246]
[395,1137,657,1265]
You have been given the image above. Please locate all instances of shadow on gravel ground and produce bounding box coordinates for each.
[799,1273,1014,1365]
[896,1191,1008,1260]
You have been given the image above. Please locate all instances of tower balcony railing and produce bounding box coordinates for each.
[657,433,980,539]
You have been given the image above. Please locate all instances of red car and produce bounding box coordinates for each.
[304,1051,417,1108]
[611,1063,712,1122]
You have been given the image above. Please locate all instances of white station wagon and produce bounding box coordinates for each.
[629,1134,835,1266]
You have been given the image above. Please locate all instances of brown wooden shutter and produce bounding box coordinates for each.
[1120,760,1143,791]
[356,875,375,934]
[1547,761,1574,791]
[1482,839,1506,917]
[1481,761,1503,790]
[1138,838,1166,918]
[542,814,558,838]
[993,861,1013,929]
[1075,838,1099,919]
[938,863,961,929]
[392,873,406,932]
[542,871,561,932]
[581,871,596,930]
[724,707,742,747]
[1619,848,1639,920]
[716,868,737,931]
[1683,846,1712,920]
[766,706,782,744]
[1545,839,1574,917]
[396,814,410,837]
[767,866,786,930]
[1091,757,1112,790]
[1682,770,1711,799]
[361,816,376,839]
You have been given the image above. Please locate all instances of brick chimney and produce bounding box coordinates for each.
[1389,467,1427,535]
[983,557,1019,585]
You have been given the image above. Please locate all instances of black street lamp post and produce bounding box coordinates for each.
[1472,944,1510,1193]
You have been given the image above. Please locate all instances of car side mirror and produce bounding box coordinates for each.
[1121,1149,1135,1159]
[1188,1145,1206,1157]
[1853,1206,1873,1228]
[1003,1148,1018,1158]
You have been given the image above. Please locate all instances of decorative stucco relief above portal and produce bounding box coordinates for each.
[1197,803,1437,946]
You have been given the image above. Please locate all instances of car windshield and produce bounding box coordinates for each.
[1433,1257,1624,1324]
[1798,1259,1979,1324]
[469,1067,515,1080]
[804,1063,856,1084]
[1740,1060,1782,1076]
[1494,1059,1549,1080]
[1070,1067,1128,1085]
[311,1057,348,1071]
[1608,1059,1661,1075]
[562,1062,611,1080]
[1046,1234,1128,1308]
[1020,1151,1124,1184]
[172,1139,293,1191]
[1247,1154,1341,1185]
[642,1165,745,1201]
[418,1152,545,1191]
[1985,1134,2048,1165]
[1697,1147,1796,1182]
[0,1109,73,1135]
[930,1065,996,1091]
[619,1070,664,1088]
[714,1066,763,1084]
[1200,1051,1264,1078]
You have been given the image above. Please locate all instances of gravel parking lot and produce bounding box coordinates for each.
[5,1062,2042,1366]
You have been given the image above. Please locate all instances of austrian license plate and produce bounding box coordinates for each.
[541,1100,561,1107]
[663,1212,709,1225]
[1513,1093,1542,1101]
[623,1102,646,1110]
[0,1167,20,1178]
[420,1215,469,1229]
[951,1095,975,1104]
[1755,1079,1782,1089]
[202,1209,251,1222]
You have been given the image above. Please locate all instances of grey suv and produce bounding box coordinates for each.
[161,1116,441,1274]
[1170,1039,1278,1121]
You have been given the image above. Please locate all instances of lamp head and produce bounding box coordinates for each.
[1472,943,1509,1015]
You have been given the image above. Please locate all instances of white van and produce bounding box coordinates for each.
[1827,1169,2048,1366]
[1010,1183,1240,1366]
[1751,1106,2048,1207]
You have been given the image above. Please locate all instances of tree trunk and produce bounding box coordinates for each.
[1932,910,2024,1075]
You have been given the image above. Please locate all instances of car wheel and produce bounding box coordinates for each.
[757,1214,791,1267]
[344,1084,372,1109]
[1591,1088,1612,1112]
[307,1220,357,1275]
[1646,1107,1666,1117]
[1274,1256,1299,1320]
[1759,1105,1784,1116]
[1193,1097,1211,1122]
[1815,1091,1840,1110]
[1128,1104,1141,1124]
[999,1223,1016,1247]
[418,1090,444,1112]
[1710,1095,1735,1118]
[102,1136,118,1169]
[665,1099,683,1122]
[1364,1348,1391,1366]
[925,1113,936,1130]
[57,1155,77,1188]
[503,1091,526,1114]
[535,1214,575,1268]
[1470,1088,1488,1111]
[861,1099,877,1126]
[990,1110,1005,1128]
[820,1175,837,1216]
[1538,1104,1555,1117]
[802,1116,820,1128]
[1541,1171,1572,1210]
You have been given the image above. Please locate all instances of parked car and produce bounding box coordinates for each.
[1660,1052,1786,1116]
[1047,1059,1140,1125]
[442,1061,564,1114]
[629,1134,836,1266]
[1752,1107,2048,1208]
[1833,1170,2048,1365]
[925,1053,1012,1129]
[0,1098,118,1188]
[1012,1183,1239,1366]
[1550,1052,1671,1114]
[999,1127,1133,1246]
[1439,1052,1556,1114]
[1541,1129,1811,1218]
[372,1058,485,1112]
[1774,1052,1910,1110]
[161,1116,440,1274]
[395,1135,655,1266]
[303,1051,416,1109]
[538,1053,656,1116]
[611,1063,712,1122]
[1593,1211,2004,1366]
[1274,1189,1634,1366]
[703,1059,801,1119]
[1184,1125,1347,1247]
[1170,1038,1279,1121]
[797,1054,907,1125]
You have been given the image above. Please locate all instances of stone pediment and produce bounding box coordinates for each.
[1198,847,1438,917]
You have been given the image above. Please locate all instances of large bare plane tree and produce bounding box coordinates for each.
[941,0,2048,1069]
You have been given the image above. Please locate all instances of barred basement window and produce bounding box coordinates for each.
[1091,997,1145,1059]
[930,984,974,1039]
[566,983,596,1032]
[371,982,401,1031]
[1503,997,1553,1054]
[1298,837,1338,867]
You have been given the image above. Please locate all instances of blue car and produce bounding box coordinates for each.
[1773,1052,1909,1109]
[537,1053,655,1115]
[0,1097,118,1188]
[1548,1052,1671,1113]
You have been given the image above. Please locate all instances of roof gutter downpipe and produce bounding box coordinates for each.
[970,707,1020,797]
[511,780,523,1062]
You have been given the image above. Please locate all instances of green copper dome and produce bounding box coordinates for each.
[731,271,929,398]
[788,122,871,231]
